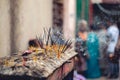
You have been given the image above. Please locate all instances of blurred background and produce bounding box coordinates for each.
[0,0,120,57]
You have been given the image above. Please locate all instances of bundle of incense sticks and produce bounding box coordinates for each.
[34,28,72,59]
[0,28,72,68]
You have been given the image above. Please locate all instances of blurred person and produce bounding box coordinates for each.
[77,20,88,73]
[97,23,108,57]
[74,20,88,80]
[104,19,119,78]
[85,24,101,78]
[78,20,88,41]
[74,38,87,80]
[96,23,108,68]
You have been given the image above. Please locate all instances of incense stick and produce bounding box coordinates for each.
[46,28,51,46]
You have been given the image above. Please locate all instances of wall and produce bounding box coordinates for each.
[0,0,53,57]
[63,0,76,41]
[92,0,102,3]
[92,0,120,4]
[12,0,53,53]
[0,0,11,57]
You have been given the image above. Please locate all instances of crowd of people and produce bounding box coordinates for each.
[74,19,120,80]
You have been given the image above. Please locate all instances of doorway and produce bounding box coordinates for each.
[93,3,120,30]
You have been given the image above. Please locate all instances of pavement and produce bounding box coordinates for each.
[87,77,119,80]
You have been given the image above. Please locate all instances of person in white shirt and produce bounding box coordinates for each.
[107,25,119,54]
[105,19,119,78]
